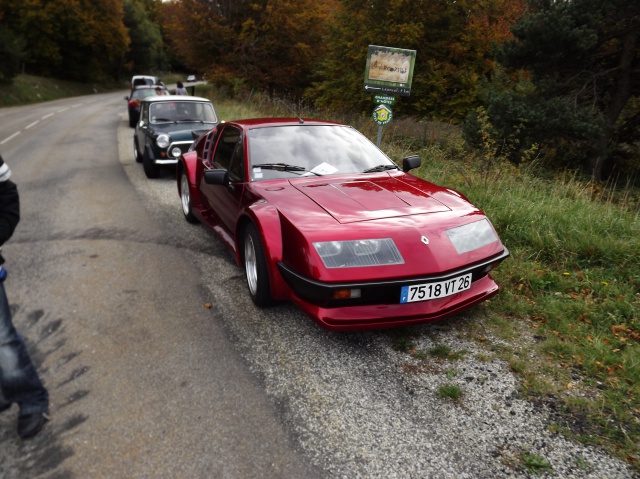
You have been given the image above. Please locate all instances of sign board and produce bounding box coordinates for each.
[374,94,395,105]
[364,45,416,97]
[373,104,393,126]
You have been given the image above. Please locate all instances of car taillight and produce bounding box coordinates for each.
[128,100,137,108]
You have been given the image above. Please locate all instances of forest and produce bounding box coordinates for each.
[0,0,638,182]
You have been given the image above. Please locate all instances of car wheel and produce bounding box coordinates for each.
[142,149,160,179]
[244,223,272,306]
[133,137,142,163]
[180,171,198,224]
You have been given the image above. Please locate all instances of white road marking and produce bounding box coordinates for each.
[0,131,20,145]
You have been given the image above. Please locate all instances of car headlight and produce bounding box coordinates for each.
[313,238,404,268]
[171,146,182,157]
[156,134,170,148]
[446,219,498,254]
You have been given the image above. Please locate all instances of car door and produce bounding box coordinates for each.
[134,100,149,155]
[200,125,245,236]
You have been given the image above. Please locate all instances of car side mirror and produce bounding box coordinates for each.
[204,169,229,186]
[124,96,129,101]
[402,155,421,172]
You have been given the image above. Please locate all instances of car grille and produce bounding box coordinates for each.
[167,141,193,158]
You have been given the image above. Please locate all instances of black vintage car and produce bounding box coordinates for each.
[124,85,169,127]
[133,95,218,178]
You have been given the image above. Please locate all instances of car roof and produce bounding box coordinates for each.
[132,75,159,80]
[222,118,345,129]
[133,84,166,90]
[141,95,212,103]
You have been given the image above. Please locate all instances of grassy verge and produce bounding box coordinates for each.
[5,79,639,470]
[0,74,124,107]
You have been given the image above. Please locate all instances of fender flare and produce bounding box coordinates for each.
[177,152,202,210]
[237,203,290,301]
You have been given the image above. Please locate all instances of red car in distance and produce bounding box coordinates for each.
[177,118,509,331]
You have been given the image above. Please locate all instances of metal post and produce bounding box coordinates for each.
[376,125,383,147]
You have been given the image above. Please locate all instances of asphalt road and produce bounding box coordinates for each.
[0,92,636,479]
[0,93,323,478]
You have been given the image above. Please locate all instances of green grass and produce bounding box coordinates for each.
[428,344,468,360]
[4,77,639,471]
[437,384,464,400]
[522,452,553,475]
[0,74,122,106]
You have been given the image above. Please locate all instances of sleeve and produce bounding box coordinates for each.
[0,157,20,247]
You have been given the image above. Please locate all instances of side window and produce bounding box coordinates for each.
[202,131,215,161]
[213,126,241,171]
[228,141,244,182]
[140,103,148,122]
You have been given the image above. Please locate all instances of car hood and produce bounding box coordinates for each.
[256,173,503,281]
[290,175,456,224]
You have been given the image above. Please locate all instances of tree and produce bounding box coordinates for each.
[307,0,525,120]
[159,0,244,83]
[123,0,167,75]
[0,0,129,82]
[490,0,640,180]
[160,0,335,97]
[236,0,337,97]
[0,23,25,84]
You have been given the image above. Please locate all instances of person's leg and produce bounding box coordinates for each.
[0,281,49,436]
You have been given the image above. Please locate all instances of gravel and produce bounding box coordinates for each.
[207,294,636,479]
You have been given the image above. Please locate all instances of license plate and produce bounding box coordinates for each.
[400,273,472,303]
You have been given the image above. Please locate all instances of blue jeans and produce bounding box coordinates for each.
[0,280,49,416]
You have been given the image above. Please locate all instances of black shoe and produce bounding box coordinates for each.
[0,400,10,413]
[17,411,49,439]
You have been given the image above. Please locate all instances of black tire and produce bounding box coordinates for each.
[142,148,160,179]
[243,223,272,306]
[133,137,142,163]
[128,113,136,128]
[180,170,198,224]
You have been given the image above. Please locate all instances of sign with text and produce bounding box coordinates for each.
[364,45,416,96]
[373,104,393,126]
[374,94,395,105]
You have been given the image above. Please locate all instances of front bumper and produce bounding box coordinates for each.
[277,248,510,331]
[150,140,193,165]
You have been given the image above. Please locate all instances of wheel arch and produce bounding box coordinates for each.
[177,153,202,208]
[237,204,290,301]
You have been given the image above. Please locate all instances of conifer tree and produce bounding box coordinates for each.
[489,0,639,180]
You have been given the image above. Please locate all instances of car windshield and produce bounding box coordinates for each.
[132,88,160,100]
[149,101,217,124]
[248,125,395,181]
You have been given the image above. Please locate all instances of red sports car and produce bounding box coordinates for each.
[177,118,509,331]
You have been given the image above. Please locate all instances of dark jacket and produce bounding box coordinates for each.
[0,155,20,262]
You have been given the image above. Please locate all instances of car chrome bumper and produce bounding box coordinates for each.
[155,158,179,165]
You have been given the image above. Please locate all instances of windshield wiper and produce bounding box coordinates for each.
[362,164,400,173]
[252,163,321,176]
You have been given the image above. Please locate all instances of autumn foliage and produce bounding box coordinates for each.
[2,0,638,180]
[158,0,526,120]
[0,0,129,82]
